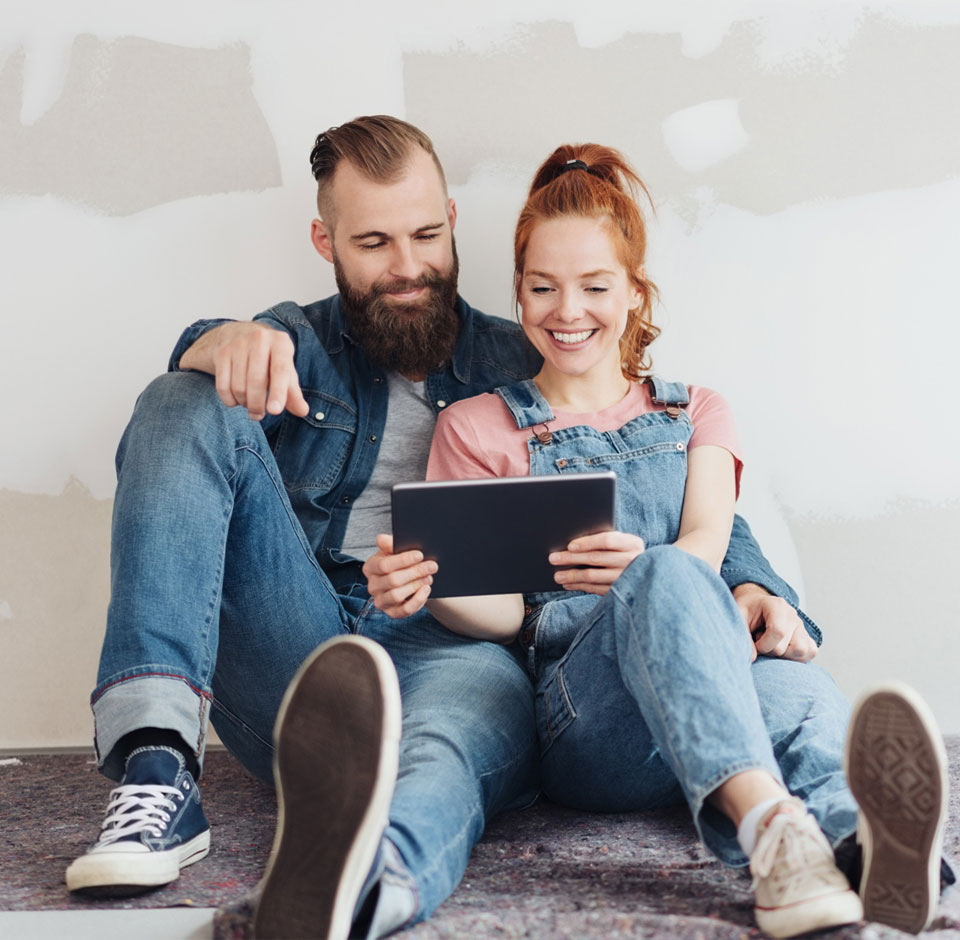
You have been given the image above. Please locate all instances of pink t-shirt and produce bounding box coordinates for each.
[427,381,743,495]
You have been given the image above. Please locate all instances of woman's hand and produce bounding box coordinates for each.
[549,531,645,595]
[362,534,438,618]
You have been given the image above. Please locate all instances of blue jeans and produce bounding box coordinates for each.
[91,371,539,922]
[534,545,858,865]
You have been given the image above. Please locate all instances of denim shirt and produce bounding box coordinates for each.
[168,294,819,642]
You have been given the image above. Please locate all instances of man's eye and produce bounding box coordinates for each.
[359,242,385,251]
[416,233,439,242]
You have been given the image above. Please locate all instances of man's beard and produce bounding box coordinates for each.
[335,240,460,376]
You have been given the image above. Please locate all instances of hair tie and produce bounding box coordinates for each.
[559,159,589,175]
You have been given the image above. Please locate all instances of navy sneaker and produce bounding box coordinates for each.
[845,682,950,933]
[253,635,402,940]
[66,745,210,896]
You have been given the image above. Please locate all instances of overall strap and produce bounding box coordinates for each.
[495,379,555,430]
[646,376,690,419]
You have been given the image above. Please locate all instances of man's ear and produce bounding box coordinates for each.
[447,197,457,232]
[311,218,334,263]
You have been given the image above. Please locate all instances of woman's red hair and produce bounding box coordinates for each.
[515,143,660,379]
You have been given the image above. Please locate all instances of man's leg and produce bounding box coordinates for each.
[69,371,350,893]
[252,607,540,939]
[363,610,539,924]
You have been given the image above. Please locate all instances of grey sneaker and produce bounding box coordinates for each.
[751,798,863,938]
[253,635,402,940]
[845,681,949,933]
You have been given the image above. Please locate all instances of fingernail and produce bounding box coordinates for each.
[554,572,565,583]
[548,553,559,563]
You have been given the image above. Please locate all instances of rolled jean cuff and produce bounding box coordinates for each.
[689,758,786,867]
[92,670,212,781]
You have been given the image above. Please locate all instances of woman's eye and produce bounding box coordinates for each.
[586,287,608,293]
[530,286,552,294]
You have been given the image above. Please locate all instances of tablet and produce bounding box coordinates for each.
[391,472,617,597]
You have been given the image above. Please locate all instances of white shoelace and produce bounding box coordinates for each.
[96,784,185,846]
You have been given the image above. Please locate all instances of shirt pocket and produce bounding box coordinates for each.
[273,390,358,493]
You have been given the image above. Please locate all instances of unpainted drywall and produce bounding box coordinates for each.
[0,35,281,215]
[0,480,109,748]
[404,16,960,218]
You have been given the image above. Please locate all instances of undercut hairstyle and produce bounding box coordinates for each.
[514,144,661,380]
[309,115,447,224]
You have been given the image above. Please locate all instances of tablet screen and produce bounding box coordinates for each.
[391,472,616,597]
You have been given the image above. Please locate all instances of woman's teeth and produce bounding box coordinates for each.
[551,330,594,344]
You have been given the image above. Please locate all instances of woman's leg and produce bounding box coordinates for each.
[536,544,861,937]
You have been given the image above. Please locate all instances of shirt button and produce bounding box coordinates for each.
[676,442,685,451]
[557,458,568,468]
[369,435,377,443]
[341,496,351,504]
[437,400,447,408]
[519,628,533,647]
[314,411,325,421]
[374,376,383,384]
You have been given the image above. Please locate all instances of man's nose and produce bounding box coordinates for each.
[389,241,422,281]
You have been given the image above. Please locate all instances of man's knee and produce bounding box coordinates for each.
[133,371,224,428]
[119,371,255,470]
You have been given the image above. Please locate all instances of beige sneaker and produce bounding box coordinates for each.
[751,798,863,938]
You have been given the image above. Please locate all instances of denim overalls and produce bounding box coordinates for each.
[493,376,859,866]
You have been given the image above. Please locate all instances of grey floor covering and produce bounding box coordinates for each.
[3,742,959,938]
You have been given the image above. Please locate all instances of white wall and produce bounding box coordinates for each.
[1,0,958,748]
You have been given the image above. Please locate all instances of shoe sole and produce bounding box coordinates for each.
[756,887,863,938]
[844,681,948,933]
[65,829,211,896]
[253,635,402,940]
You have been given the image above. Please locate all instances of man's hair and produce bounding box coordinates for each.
[309,115,447,224]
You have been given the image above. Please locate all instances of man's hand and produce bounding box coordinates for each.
[179,322,309,421]
[549,531,645,596]
[732,582,817,663]
[363,534,438,619]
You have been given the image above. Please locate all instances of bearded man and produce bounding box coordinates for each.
[66,116,911,939]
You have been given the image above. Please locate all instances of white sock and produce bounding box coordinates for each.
[738,797,788,857]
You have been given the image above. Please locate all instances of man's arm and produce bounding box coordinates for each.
[173,319,309,422]
[723,514,821,663]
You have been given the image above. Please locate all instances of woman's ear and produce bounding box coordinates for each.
[631,265,646,308]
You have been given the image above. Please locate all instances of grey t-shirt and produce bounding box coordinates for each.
[340,372,436,561]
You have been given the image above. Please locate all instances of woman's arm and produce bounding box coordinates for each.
[674,444,736,571]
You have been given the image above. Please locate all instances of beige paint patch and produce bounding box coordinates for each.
[404,16,960,216]
[0,36,281,215]
[788,500,960,735]
[0,480,110,748]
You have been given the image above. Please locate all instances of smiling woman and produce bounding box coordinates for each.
[361,141,952,938]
